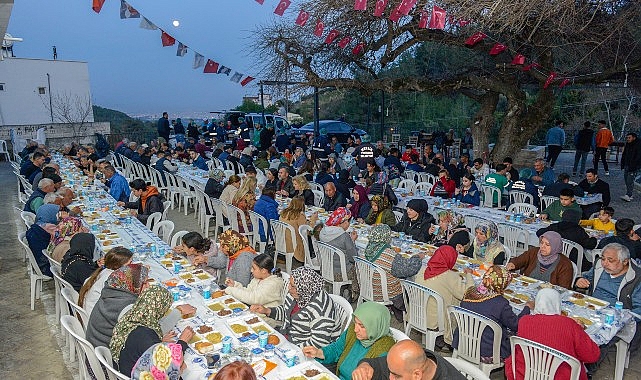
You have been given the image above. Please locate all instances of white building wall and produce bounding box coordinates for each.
[0,57,94,126]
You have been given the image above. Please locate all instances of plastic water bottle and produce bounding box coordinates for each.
[614,301,623,319]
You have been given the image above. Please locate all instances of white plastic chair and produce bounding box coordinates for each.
[94,346,131,380]
[508,190,534,205]
[540,195,559,211]
[298,224,320,271]
[397,179,416,191]
[61,287,90,329]
[180,177,197,215]
[444,357,491,380]
[227,203,253,244]
[328,294,353,334]
[400,280,445,351]
[390,327,411,342]
[316,241,352,296]
[448,305,504,376]
[210,198,231,240]
[270,220,297,273]
[280,271,290,306]
[152,220,175,244]
[353,256,392,306]
[18,232,52,310]
[249,210,270,252]
[498,223,529,257]
[403,170,416,180]
[161,200,172,221]
[312,189,325,208]
[413,181,433,195]
[393,210,404,224]
[561,238,585,275]
[507,202,538,216]
[509,336,581,380]
[309,182,324,193]
[481,186,502,208]
[21,210,36,228]
[145,211,162,231]
[51,265,74,358]
[61,315,107,380]
[170,230,189,248]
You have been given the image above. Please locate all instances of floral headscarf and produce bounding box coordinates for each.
[48,216,84,250]
[370,195,390,212]
[463,265,513,302]
[326,207,352,227]
[110,286,173,362]
[291,266,325,308]
[437,210,466,231]
[218,229,256,260]
[364,224,392,262]
[131,342,183,380]
[106,263,150,295]
[209,168,225,183]
[376,171,388,185]
[473,220,503,263]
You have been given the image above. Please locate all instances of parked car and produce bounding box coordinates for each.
[293,120,366,143]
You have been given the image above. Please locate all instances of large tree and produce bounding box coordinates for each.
[253,0,641,160]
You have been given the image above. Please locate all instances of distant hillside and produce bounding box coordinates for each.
[93,105,135,125]
[93,106,155,140]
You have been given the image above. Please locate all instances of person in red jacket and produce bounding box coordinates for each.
[505,288,600,380]
[430,168,456,198]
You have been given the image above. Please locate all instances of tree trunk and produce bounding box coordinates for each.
[471,91,499,162]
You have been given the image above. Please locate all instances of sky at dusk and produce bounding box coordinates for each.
[8,0,282,117]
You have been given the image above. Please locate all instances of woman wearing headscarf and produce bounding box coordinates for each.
[207,229,257,287]
[250,266,342,348]
[79,247,133,317]
[204,168,225,199]
[391,199,435,243]
[429,210,468,246]
[454,266,532,363]
[61,233,100,291]
[302,302,395,380]
[319,207,358,275]
[364,195,396,227]
[335,169,356,201]
[506,231,574,289]
[472,220,507,265]
[417,245,474,351]
[347,185,371,222]
[110,286,195,377]
[47,216,87,262]
[26,203,60,277]
[130,342,184,380]
[505,289,600,380]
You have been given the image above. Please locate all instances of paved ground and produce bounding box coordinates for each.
[1,153,640,379]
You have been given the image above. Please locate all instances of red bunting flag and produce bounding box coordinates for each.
[543,72,557,89]
[428,6,446,29]
[558,78,570,89]
[511,54,526,65]
[373,0,388,17]
[354,0,367,10]
[352,43,365,55]
[92,0,105,13]
[418,10,429,28]
[338,37,352,49]
[489,43,507,55]
[325,30,340,44]
[522,62,540,71]
[295,10,310,26]
[389,6,403,22]
[203,59,219,73]
[241,76,255,87]
[458,20,470,27]
[274,0,291,16]
[161,31,176,47]
[465,32,486,46]
[399,0,417,15]
[314,20,324,37]
[255,0,264,4]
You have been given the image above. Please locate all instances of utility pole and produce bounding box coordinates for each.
[46,73,53,122]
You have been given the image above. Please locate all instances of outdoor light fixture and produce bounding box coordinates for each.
[172,20,180,27]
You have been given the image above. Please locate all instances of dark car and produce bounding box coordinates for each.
[293,120,367,143]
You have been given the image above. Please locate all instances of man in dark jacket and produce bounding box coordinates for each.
[573,121,594,176]
[118,179,165,225]
[621,132,641,202]
[20,150,46,179]
[260,124,275,151]
[536,209,597,271]
[322,182,347,211]
[598,219,641,259]
[351,134,375,170]
[392,199,435,243]
[542,173,583,197]
[157,112,171,143]
[577,169,611,218]
[276,167,296,197]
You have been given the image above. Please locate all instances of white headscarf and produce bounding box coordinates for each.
[534,288,561,315]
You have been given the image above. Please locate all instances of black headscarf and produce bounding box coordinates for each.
[61,233,97,291]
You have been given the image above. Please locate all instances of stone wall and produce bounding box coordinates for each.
[0,122,110,150]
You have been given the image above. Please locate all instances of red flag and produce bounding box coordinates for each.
[373,0,388,17]
[558,78,570,89]
[255,0,264,4]
[511,54,526,65]
[458,20,470,27]
[241,76,255,87]
[418,10,429,28]
[314,20,324,37]
[161,31,175,47]
[338,37,352,49]
[522,62,540,71]
[325,30,340,44]
[352,43,365,55]
[92,0,105,13]
[273,0,291,16]
[354,0,367,10]
[543,72,557,89]
[428,6,446,29]
[389,6,403,22]
[465,32,486,46]
[295,10,310,26]
[203,59,219,73]
[489,43,506,55]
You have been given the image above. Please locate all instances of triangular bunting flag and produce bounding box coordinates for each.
[176,42,188,57]
[204,59,219,74]
[389,6,403,22]
[418,10,429,29]
[338,37,352,49]
[543,72,557,89]
[120,0,140,19]
[161,31,176,47]
[92,0,105,13]
[218,66,232,75]
[139,17,158,30]
[354,0,367,10]
[314,20,324,37]
[325,30,340,44]
[295,10,310,27]
[429,6,446,30]
[489,43,506,56]
[398,0,417,16]
[352,43,365,55]
[511,54,526,65]
[230,72,243,83]
[458,20,470,27]
[465,32,486,46]
[274,0,291,16]
[240,76,255,87]
[193,53,205,69]
[558,78,570,89]
[255,0,265,4]
[373,0,388,17]
[522,62,540,71]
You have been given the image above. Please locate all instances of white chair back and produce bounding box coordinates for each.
[298,224,320,271]
[61,315,107,380]
[353,256,392,306]
[210,198,231,240]
[94,346,131,380]
[170,230,190,248]
[309,182,324,193]
[413,181,433,195]
[227,203,253,244]
[270,220,297,273]
[507,202,538,216]
[540,195,559,211]
[161,200,172,221]
[393,210,404,224]
[328,294,353,334]
[481,186,502,208]
[280,271,290,306]
[312,189,325,208]
[316,241,352,296]
[145,212,162,230]
[561,238,585,275]
[510,336,581,380]
[21,210,36,228]
[400,280,445,351]
[390,327,411,341]
[508,190,534,205]
[19,231,52,310]
[61,287,90,328]
[444,357,491,380]
[152,220,175,244]
[248,210,270,251]
[498,223,529,257]
[397,179,416,191]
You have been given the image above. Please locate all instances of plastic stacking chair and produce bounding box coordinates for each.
[390,327,411,341]
[18,232,52,310]
[316,241,351,297]
[354,256,392,306]
[145,212,162,231]
[298,224,320,271]
[94,346,131,380]
[508,190,534,205]
[61,287,90,329]
[400,280,446,351]
[444,357,491,380]
[152,220,175,244]
[270,220,297,273]
[509,336,581,380]
[507,202,538,216]
[170,230,189,248]
[279,271,290,307]
[328,294,353,334]
[61,315,107,380]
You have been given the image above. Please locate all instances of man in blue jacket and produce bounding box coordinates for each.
[253,188,279,242]
[101,165,131,202]
[546,120,566,169]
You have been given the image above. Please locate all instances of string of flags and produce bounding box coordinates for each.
[91,0,255,87]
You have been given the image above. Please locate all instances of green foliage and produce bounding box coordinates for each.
[233,99,278,114]
[92,105,154,136]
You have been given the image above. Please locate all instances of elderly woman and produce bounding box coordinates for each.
[26,203,60,277]
[110,286,195,377]
[250,267,342,348]
[505,289,600,380]
[48,216,87,262]
[302,302,395,380]
[454,266,532,363]
[207,230,257,287]
[61,233,100,291]
[392,199,435,243]
[292,175,315,206]
[204,168,226,199]
[348,185,371,222]
[506,231,574,289]
[471,220,507,265]
[417,245,474,351]
[429,210,467,246]
[130,342,185,380]
[364,195,396,227]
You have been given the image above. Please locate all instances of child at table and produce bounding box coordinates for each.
[579,206,615,234]
[224,253,284,307]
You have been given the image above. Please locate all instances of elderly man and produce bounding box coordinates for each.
[276,167,295,197]
[101,165,131,202]
[531,158,555,187]
[352,340,465,380]
[24,178,56,213]
[322,182,347,212]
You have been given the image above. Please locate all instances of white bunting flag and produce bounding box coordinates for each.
[230,72,243,83]
[193,53,204,69]
[176,43,188,57]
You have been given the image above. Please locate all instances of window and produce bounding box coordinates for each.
[38,87,46,94]
[0,83,5,91]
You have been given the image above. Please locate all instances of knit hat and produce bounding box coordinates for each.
[326,207,351,226]
[406,199,428,214]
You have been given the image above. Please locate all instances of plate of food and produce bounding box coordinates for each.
[226,319,253,338]
[568,293,609,310]
[279,361,339,380]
